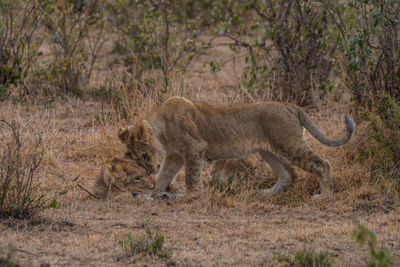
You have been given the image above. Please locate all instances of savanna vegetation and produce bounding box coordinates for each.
[0,0,399,265]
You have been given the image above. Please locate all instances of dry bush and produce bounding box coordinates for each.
[28,0,106,97]
[106,0,202,91]
[247,0,337,106]
[0,119,47,219]
[197,0,338,106]
[354,97,400,198]
[0,0,46,99]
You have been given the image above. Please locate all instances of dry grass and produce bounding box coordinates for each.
[0,89,399,266]
[1,35,399,266]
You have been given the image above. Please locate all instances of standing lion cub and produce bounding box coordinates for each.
[118,97,355,200]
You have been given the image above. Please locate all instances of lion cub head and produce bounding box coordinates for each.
[118,120,160,175]
[93,151,156,199]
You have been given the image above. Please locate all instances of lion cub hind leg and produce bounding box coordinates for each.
[185,157,205,192]
[259,150,297,196]
[285,143,333,200]
[180,140,207,192]
[183,143,207,192]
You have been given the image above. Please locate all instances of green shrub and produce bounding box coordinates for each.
[0,0,46,100]
[119,220,172,259]
[201,0,338,106]
[325,0,400,106]
[35,0,106,96]
[0,247,19,267]
[353,225,391,267]
[276,247,333,267]
[324,0,400,193]
[106,0,200,91]
[294,249,332,267]
[354,96,400,192]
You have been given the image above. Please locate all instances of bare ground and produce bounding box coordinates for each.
[1,97,399,266]
[2,198,400,266]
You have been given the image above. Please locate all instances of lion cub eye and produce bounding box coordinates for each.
[142,153,149,160]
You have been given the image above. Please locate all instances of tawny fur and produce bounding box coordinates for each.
[211,155,258,185]
[93,152,155,199]
[118,96,355,200]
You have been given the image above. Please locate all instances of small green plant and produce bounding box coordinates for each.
[353,225,391,267]
[0,247,19,267]
[295,249,332,267]
[275,247,332,267]
[119,220,171,259]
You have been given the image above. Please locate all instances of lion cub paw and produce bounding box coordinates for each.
[311,194,332,201]
[152,191,185,200]
[131,191,154,201]
[259,188,276,196]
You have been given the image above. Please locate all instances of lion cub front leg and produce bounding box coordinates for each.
[157,154,184,192]
[152,154,183,198]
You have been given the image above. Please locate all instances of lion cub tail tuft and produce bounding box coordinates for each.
[299,110,355,147]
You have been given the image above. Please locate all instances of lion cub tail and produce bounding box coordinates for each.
[298,109,355,147]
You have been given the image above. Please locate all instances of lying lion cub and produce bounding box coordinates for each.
[93,152,155,199]
[93,153,257,199]
[118,96,355,200]
[94,151,258,199]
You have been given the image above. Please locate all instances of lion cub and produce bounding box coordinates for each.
[118,97,355,200]
[211,154,258,185]
[93,152,155,199]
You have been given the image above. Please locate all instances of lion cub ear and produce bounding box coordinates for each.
[118,127,131,145]
[137,120,153,139]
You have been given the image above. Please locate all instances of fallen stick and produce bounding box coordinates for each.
[77,183,99,199]
[15,248,40,256]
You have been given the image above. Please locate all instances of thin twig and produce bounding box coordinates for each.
[77,183,99,199]
[15,248,40,256]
